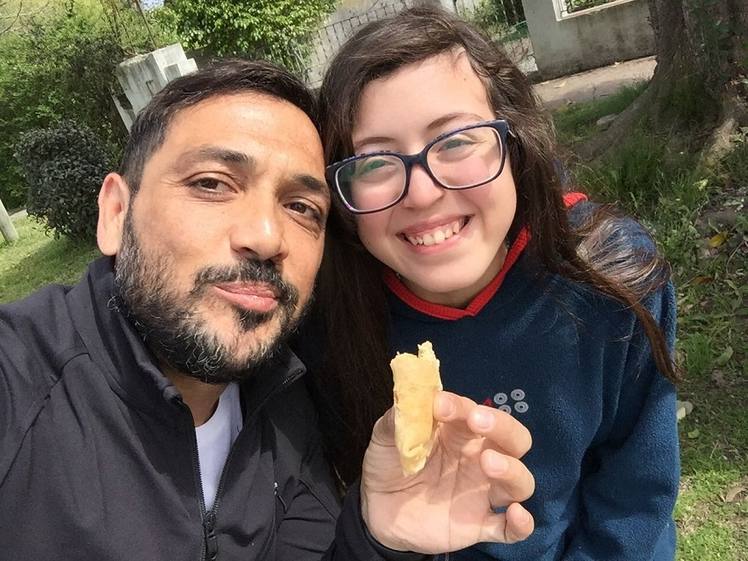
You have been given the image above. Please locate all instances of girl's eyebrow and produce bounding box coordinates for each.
[353,112,488,153]
[425,112,486,132]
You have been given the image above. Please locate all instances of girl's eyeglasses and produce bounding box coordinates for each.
[326,119,513,214]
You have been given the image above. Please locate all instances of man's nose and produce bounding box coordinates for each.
[400,164,445,209]
[229,196,288,263]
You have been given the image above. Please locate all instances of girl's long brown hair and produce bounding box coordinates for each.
[309,6,679,486]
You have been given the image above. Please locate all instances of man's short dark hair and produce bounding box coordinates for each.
[119,59,318,193]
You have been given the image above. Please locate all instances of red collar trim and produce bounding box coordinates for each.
[384,227,529,320]
[382,192,587,320]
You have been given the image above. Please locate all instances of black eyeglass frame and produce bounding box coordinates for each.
[326,119,514,215]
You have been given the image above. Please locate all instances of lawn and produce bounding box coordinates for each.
[0,214,100,304]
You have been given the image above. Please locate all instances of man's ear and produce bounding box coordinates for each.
[97,173,132,256]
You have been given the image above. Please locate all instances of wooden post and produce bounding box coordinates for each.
[0,198,19,243]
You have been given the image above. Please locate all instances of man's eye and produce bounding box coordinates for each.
[187,177,228,191]
[287,201,323,222]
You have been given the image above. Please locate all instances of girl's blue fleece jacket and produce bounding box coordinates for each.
[386,201,679,561]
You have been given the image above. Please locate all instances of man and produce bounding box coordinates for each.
[0,60,534,560]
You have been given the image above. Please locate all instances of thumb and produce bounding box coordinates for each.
[370,405,396,447]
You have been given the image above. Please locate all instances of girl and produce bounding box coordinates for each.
[300,6,680,560]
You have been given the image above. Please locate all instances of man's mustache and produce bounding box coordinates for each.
[191,260,298,306]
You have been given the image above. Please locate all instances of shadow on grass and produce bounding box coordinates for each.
[0,235,100,304]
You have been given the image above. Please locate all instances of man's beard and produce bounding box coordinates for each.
[112,211,305,384]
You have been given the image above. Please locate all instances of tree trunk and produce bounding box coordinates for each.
[0,198,18,243]
[578,0,747,160]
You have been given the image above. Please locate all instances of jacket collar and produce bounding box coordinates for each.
[67,256,306,425]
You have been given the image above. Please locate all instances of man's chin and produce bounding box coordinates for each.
[211,317,286,363]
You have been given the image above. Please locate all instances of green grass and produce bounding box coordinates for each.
[0,214,100,304]
[556,89,747,561]
[553,81,648,146]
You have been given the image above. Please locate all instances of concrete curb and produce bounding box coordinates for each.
[533,56,657,111]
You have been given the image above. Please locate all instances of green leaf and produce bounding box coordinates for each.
[715,346,734,366]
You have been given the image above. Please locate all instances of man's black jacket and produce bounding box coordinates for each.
[0,257,416,561]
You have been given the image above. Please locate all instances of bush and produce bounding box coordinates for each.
[15,121,109,242]
[165,0,336,72]
[0,1,177,212]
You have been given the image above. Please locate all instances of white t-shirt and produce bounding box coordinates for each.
[195,382,243,511]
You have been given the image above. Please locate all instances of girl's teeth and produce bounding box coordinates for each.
[405,219,465,247]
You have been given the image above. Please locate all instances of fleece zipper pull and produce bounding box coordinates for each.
[203,509,218,561]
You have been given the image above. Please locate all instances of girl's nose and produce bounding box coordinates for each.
[400,164,444,209]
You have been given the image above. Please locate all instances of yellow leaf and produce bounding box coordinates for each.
[708,232,728,248]
[693,178,709,190]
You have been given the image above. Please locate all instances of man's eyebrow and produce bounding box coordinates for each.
[174,146,254,170]
[294,174,330,198]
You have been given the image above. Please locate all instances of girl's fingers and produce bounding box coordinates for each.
[478,502,535,544]
[434,391,532,458]
[467,403,532,458]
[481,448,536,504]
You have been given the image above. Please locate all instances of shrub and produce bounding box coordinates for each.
[165,0,336,72]
[0,1,177,213]
[15,121,109,242]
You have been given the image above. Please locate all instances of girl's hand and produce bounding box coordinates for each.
[360,391,535,554]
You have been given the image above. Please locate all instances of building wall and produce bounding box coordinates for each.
[523,0,654,80]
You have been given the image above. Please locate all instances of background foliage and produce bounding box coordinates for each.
[164,0,336,72]
[0,0,176,211]
[15,120,110,241]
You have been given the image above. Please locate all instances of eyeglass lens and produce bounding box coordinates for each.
[336,125,504,212]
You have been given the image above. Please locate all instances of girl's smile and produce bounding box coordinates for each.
[398,215,471,249]
[352,50,517,308]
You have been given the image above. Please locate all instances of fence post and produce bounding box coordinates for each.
[0,198,19,243]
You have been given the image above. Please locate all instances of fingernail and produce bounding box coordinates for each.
[436,394,454,418]
[487,453,508,473]
[473,410,493,430]
[520,507,531,524]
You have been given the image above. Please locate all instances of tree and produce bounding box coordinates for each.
[579,0,747,161]
[165,0,336,71]
[0,0,176,209]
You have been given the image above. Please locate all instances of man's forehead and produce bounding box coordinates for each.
[146,93,324,173]
[169,92,315,134]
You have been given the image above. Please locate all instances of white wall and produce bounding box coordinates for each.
[523,0,654,79]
